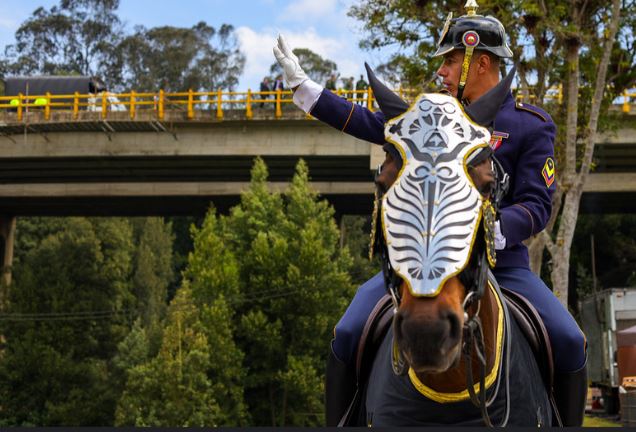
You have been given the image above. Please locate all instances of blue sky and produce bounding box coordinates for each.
[0,0,396,90]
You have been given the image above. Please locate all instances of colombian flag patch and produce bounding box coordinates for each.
[489,131,509,151]
[542,157,555,187]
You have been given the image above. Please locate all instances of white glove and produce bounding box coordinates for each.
[494,220,506,250]
[273,34,309,89]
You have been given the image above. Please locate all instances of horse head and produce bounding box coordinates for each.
[368,63,513,375]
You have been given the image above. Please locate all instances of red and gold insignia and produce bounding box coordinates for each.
[489,131,509,151]
[542,157,555,187]
[462,31,480,48]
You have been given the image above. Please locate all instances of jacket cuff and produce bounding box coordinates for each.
[292,79,323,113]
[499,205,534,246]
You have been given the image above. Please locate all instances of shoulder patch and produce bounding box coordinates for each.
[515,102,548,122]
[542,157,556,188]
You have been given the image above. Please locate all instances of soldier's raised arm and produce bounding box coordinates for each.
[273,34,386,145]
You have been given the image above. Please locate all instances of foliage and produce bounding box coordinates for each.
[0,218,135,425]
[2,0,124,86]
[115,285,246,426]
[270,47,338,86]
[116,22,245,92]
[570,215,636,293]
[130,218,174,328]
[348,0,635,96]
[217,158,354,426]
[340,215,380,286]
[0,1,246,93]
[166,216,201,302]
[0,216,176,426]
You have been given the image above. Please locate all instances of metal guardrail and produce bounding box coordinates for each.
[0,87,634,122]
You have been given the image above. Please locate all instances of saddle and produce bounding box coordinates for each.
[338,278,556,426]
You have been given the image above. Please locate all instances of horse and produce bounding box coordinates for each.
[335,66,557,427]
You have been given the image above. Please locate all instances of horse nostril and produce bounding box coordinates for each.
[441,310,461,345]
[448,311,461,342]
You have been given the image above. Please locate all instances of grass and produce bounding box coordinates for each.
[583,415,622,427]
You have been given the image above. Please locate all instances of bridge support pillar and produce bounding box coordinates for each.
[0,216,16,293]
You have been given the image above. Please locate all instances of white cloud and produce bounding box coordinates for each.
[0,17,17,31]
[236,25,377,90]
[278,0,338,23]
[235,0,394,91]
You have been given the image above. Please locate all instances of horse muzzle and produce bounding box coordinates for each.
[394,308,463,373]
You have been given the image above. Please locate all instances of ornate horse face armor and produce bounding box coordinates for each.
[366,62,513,300]
[382,94,490,296]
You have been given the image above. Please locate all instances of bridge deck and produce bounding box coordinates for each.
[0,109,635,216]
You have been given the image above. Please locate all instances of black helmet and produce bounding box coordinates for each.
[433,11,512,58]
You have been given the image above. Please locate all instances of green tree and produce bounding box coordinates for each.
[116,22,245,92]
[269,47,338,86]
[130,218,173,319]
[222,158,354,426]
[115,283,246,426]
[2,0,124,85]
[0,217,135,425]
[339,215,380,286]
[570,215,636,296]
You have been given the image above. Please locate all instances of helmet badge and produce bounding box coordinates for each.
[462,31,480,48]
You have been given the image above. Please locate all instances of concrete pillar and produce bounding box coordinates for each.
[0,216,16,290]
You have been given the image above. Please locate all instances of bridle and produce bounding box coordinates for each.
[373,144,513,427]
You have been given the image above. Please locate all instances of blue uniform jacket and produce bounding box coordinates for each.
[310,89,556,269]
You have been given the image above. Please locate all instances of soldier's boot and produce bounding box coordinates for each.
[326,347,356,426]
[553,357,588,426]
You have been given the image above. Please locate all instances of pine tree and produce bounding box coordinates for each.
[224,158,355,426]
[115,284,246,426]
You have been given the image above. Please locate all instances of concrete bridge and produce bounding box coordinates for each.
[0,106,635,285]
[1,107,634,215]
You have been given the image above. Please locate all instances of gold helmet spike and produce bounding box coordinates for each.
[464,0,479,16]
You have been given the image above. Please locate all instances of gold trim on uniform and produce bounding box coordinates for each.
[515,102,547,122]
[341,102,356,132]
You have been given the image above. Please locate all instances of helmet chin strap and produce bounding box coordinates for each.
[457,46,475,102]
[456,1,479,102]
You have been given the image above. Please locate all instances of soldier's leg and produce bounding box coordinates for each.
[327,271,386,426]
[332,271,387,363]
[493,266,587,426]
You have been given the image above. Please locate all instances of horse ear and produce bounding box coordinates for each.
[365,62,410,119]
[464,66,516,127]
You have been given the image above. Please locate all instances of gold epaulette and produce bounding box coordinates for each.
[515,101,548,122]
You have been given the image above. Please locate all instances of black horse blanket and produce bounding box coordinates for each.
[364,317,552,426]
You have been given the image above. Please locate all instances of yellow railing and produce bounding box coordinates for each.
[0,86,633,122]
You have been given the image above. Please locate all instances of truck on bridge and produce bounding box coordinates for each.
[3,75,125,111]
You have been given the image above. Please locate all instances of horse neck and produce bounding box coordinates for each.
[415,281,502,393]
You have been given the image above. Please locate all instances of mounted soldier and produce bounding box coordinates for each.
[274,0,587,426]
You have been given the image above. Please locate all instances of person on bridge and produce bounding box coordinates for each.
[355,75,368,105]
[274,0,587,426]
[260,76,271,108]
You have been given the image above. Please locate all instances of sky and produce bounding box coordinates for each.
[0,0,397,90]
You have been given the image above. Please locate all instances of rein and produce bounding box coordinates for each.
[461,262,512,427]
